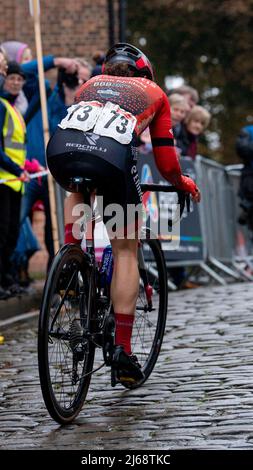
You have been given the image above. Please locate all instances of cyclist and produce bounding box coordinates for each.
[47,43,201,385]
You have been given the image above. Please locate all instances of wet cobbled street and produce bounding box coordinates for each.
[1,283,253,450]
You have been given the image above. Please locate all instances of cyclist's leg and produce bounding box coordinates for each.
[110,239,144,385]
[110,238,139,313]
[107,142,142,357]
[110,238,139,355]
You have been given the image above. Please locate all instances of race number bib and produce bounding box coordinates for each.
[59,101,137,145]
[59,101,103,132]
[93,102,137,144]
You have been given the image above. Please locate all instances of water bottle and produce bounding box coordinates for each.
[100,245,114,287]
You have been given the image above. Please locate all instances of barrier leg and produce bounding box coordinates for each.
[199,262,227,285]
[208,256,242,280]
[232,261,253,281]
[148,265,177,291]
[167,279,177,291]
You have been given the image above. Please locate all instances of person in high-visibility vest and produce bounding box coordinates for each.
[0,61,30,300]
[0,50,7,341]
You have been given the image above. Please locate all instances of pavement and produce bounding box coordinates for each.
[1,282,253,450]
[0,280,44,322]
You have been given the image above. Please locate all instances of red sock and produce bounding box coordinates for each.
[64,223,80,244]
[115,313,134,355]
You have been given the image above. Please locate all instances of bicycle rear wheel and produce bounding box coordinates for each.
[38,244,95,424]
[129,229,168,388]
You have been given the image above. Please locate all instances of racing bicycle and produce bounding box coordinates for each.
[38,178,189,424]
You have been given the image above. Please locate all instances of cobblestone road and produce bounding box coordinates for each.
[1,283,253,450]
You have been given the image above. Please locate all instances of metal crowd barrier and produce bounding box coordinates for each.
[53,154,253,285]
[195,156,253,282]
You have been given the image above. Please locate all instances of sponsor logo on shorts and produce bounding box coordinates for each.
[65,135,107,154]
[84,132,100,146]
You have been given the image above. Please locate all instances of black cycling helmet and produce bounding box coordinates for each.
[102,42,154,81]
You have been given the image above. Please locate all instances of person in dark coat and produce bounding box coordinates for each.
[236,124,253,231]
[174,105,211,160]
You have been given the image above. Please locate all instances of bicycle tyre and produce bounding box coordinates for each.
[129,229,168,389]
[38,244,95,424]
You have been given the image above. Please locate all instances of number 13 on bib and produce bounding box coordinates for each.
[93,102,137,145]
[59,101,137,145]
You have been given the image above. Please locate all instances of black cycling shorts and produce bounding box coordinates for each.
[47,128,143,236]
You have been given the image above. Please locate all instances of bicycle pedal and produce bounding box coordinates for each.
[59,289,76,297]
[111,367,139,388]
[118,375,136,384]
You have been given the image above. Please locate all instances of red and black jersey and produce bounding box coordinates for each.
[75,75,189,190]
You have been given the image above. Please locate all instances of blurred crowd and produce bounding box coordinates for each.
[139,84,211,161]
[0,40,104,301]
[139,84,211,289]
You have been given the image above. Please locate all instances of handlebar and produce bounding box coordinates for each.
[140,183,191,218]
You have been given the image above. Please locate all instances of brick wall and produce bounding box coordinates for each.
[0,0,118,60]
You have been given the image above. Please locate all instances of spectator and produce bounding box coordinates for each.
[0,47,7,88]
[1,41,78,282]
[0,55,8,345]
[0,61,30,299]
[169,93,188,152]
[0,41,30,114]
[0,41,32,64]
[138,127,152,154]
[169,100,209,290]
[236,124,253,232]
[4,43,77,283]
[170,85,199,113]
[75,58,92,85]
[48,68,79,135]
[174,105,211,159]
[91,50,105,77]
[169,93,188,128]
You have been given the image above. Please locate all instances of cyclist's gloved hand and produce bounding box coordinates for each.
[179,175,201,203]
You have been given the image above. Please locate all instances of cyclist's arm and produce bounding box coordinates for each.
[149,93,197,194]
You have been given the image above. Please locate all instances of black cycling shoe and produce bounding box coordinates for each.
[111,345,145,387]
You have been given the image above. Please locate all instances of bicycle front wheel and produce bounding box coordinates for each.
[130,229,168,388]
[38,244,95,424]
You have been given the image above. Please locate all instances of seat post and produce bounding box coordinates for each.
[69,177,96,253]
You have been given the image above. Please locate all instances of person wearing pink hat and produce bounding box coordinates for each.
[0,41,32,65]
